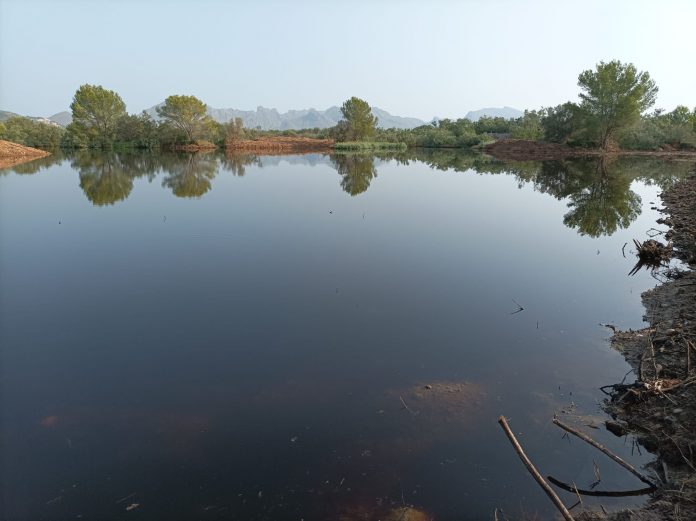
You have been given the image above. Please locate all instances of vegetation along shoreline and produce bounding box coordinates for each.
[575,172,696,520]
[2,60,695,162]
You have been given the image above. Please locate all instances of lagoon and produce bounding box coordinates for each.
[1,150,691,520]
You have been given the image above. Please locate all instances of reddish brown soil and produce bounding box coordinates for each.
[227,136,334,153]
[484,139,589,160]
[484,139,696,161]
[0,139,51,169]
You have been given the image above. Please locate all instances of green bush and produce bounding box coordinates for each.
[1,116,64,148]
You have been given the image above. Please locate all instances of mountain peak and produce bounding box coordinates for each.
[465,107,523,121]
[144,104,427,130]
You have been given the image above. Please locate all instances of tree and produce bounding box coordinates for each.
[339,97,378,141]
[577,60,658,149]
[156,95,211,143]
[0,116,64,148]
[114,111,158,148]
[541,103,579,143]
[510,110,543,140]
[70,84,127,146]
[224,117,245,146]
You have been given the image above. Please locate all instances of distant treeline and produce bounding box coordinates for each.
[2,60,695,151]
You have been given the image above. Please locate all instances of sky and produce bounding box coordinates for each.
[1,0,695,120]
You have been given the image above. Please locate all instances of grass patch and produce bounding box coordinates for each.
[334,141,407,151]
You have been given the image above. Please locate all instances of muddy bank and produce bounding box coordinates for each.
[0,139,51,169]
[581,173,696,520]
[484,139,696,161]
[227,136,334,153]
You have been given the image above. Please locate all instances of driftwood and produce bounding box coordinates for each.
[498,416,576,521]
[552,418,656,488]
[547,476,655,497]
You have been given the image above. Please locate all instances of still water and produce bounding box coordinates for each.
[1,150,693,520]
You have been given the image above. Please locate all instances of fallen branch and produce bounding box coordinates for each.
[552,418,656,488]
[547,476,655,497]
[498,416,575,521]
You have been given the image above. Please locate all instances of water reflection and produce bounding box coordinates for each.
[0,151,63,175]
[331,152,378,196]
[72,151,160,205]
[160,152,218,198]
[3,149,693,236]
[561,158,641,237]
[220,152,261,177]
[394,150,692,237]
[3,146,692,521]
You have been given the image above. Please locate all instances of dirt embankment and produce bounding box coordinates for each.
[484,139,696,161]
[227,136,334,153]
[582,174,696,521]
[0,139,51,169]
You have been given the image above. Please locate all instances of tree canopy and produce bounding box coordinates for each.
[577,60,658,149]
[69,84,127,146]
[338,97,378,141]
[156,95,211,143]
[0,116,64,148]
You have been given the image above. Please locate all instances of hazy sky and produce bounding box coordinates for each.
[1,0,694,120]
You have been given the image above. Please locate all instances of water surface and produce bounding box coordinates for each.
[1,150,693,520]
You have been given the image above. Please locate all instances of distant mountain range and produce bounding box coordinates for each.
[464,106,523,121]
[2,105,523,129]
[0,109,66,127]
[144,104,427,130]
[47,111,73,126]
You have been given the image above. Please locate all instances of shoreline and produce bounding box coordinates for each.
[580,174,696,520]
[0,139,51,169]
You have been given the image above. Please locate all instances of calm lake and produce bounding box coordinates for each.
[1,150,692,520]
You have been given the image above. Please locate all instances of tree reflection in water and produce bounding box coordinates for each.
[393,149,693,237]
[160,152,219,198]
[17,148,689,235]
[73,150,163,206]
[330,152,378,196]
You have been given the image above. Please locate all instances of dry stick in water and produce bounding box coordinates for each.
[552,418,656,488]
[497,416,576,521]
[547,476,654,497]
[399,396,417,416]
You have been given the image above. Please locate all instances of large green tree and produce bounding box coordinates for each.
[70,84,127,146]
[577,60,658,150]
[156,95,211,142]
[339,97,378,141]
